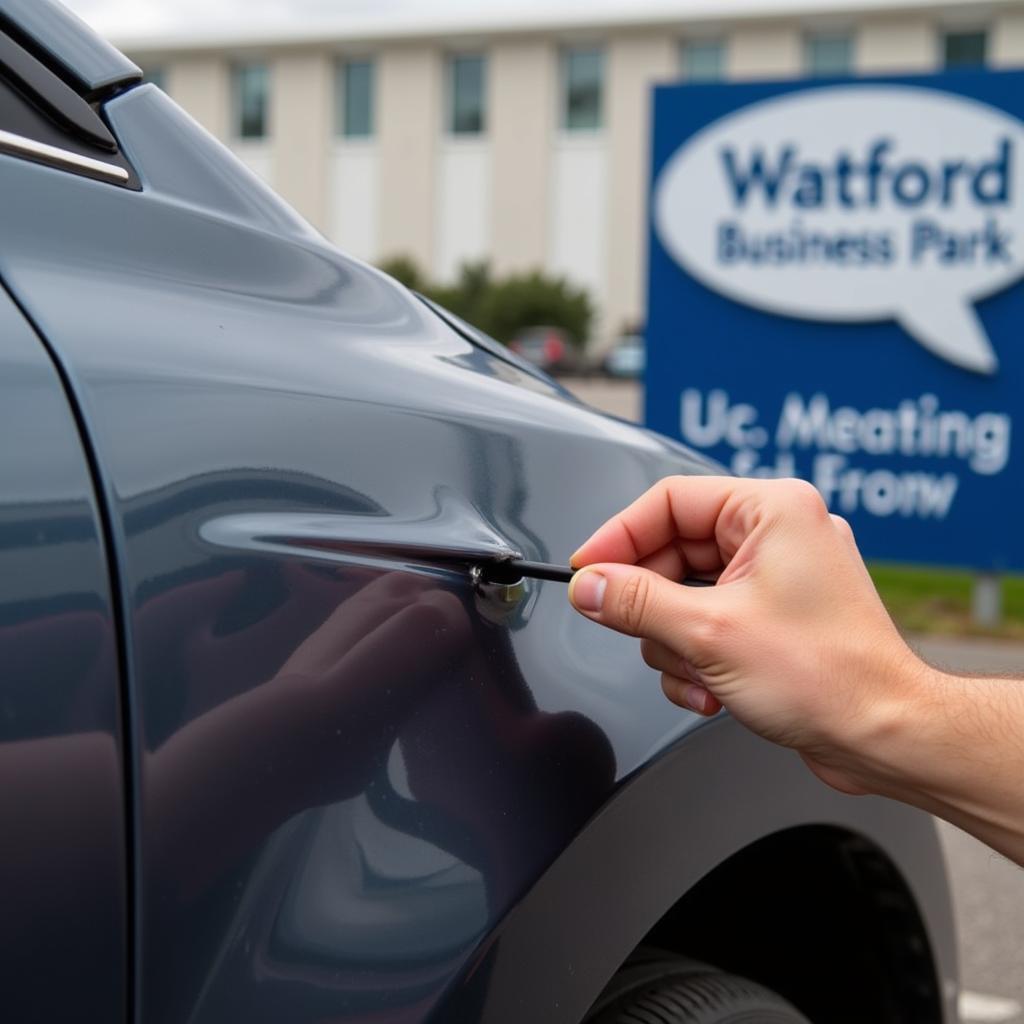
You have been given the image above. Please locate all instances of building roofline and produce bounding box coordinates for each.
[115,0,1010,57]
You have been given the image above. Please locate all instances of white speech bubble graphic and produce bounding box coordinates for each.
[654,85,1024,374]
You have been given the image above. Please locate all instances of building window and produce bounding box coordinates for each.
[448,55,486,135]
[681,40,725,82]
[943,30,987,68]
[232,63,269,139]
[337,59,374,138]
[805,32,853,76]
[562,47,604,131]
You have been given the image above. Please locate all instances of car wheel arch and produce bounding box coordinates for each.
[434,716,956,1024]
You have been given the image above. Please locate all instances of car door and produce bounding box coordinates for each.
[0,273,128,1022]
[0,61,727,1022]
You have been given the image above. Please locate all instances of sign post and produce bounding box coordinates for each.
[972,573,1003,628]
[646,71,1024,583]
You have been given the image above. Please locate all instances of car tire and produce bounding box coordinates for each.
[585,953,812,1024]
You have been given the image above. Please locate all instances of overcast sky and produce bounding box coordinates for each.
[64,0,398,38]
[62,0,879,45]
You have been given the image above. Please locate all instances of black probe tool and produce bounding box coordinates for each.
[480,558,715,587]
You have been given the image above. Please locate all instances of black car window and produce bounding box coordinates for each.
[0,27,137,186]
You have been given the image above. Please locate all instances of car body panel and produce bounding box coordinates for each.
[0,84,720,1024]
[0,280,127,1022]
[0,71,958,1024]
[442,720,958,1023]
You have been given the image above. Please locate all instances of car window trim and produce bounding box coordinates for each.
[0,125,128,182]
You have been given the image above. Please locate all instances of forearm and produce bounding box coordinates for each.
[861,665,1024,866]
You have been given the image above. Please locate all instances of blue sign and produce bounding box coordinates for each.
[646,71,1024,571]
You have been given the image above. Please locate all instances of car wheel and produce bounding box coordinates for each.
[586,953,811,1024]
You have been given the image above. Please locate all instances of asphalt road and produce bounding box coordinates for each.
[565,375,1024,1023]
[565,375,643,423]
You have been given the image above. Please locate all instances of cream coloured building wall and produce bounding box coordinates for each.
[728,25,802,78]
[165,55,230,139]
[490,39,556,275]
[134,2,1024,348]
[605,34,677,337]
[992,11,1024,64]
[272,50,331,227]
[549,135,608,312]
[329,139,378,262]
[436,139,491,281]
[377,45,442,269]
[856,19,937,71]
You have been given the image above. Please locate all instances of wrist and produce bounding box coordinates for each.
[825,642,943,801]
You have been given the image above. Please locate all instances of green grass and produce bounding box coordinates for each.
[868,563,1024,639]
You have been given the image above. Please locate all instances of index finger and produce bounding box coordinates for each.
[570,475,749,568]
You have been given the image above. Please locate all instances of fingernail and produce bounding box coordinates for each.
[570,569,606,613]
[568,547,584,569]
[684,686,709,714]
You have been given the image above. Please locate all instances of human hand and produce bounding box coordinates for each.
[568,476,928,796]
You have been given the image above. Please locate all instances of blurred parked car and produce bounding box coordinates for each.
[508,325,580,374]
[603,333,646,378]
[0,3,957,1023]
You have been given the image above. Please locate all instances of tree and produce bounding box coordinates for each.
[477,270,593,349]
[375,254,425,292]
[375,256,594,349]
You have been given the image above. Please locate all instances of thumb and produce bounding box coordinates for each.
[568,563,707,649]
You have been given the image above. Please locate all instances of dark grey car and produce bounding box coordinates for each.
[0,2,957,1022]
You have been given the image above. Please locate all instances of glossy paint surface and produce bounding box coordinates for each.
[446,719,958,1023]
[0,284,126,1021]
[0,80,957,1024]
[0,85,711,1023]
